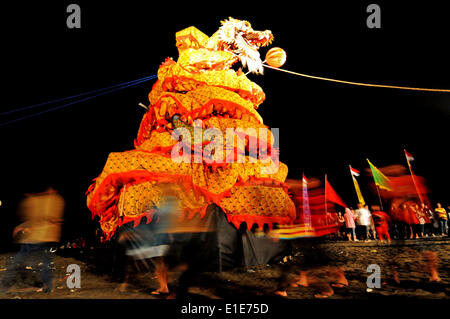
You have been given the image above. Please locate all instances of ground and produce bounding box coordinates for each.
[0,237,449,299]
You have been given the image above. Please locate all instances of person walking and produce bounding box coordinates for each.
[343,207,357,241]
[355,204,372,241]
[1,187,65,293]
[435,203,448,236]
[421,203,433,237]
[371,206,391,243]
[414,203,426,238]
[337,212,346,240]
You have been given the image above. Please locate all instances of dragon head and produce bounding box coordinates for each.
[216,17,273,74]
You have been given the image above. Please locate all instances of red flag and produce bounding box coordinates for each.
[325,179,347,208]
[404,149,414,162]
[350,166,360,177]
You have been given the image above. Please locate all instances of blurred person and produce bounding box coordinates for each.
[408,203,421,239]
[421,203,434,237]
[273,237,349,298]
[434,203,448,236]
[371,206,391,243]
[414,203,426,238]
[154,184,218,299]
[355,203,371,241]
[431,208,440,236]
[337,212,345,239]
[343,207,357,241]
[114,198,176,294]
[398,203,413,239]
[389,248,442,284]
[404,202,416,239]
[389,201,401,239]
[369,213,377,240]
[115,217,170,295]
[289,266,348,299]
[0,187,65,293]
[423,251,441,282]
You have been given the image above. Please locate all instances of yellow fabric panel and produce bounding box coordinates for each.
[175,26,210,52]
[177,48,235,69]
[151,85,262,123]
[221,186,295,218]
[136,131,178,151]
[157,63,265,106]
[119,181,207,218]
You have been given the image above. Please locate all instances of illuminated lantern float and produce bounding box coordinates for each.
[86,18,295,267]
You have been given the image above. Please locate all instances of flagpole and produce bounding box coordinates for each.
[325,174,328,225]
[375,184,384,211]
[404,149,424,204]
[368,162,384,211]
[349,165,356,204]
[302,173,311,229]
[349,165,365,206]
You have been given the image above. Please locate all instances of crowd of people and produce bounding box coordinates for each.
[336,202,449,242]
[0,184,448,298]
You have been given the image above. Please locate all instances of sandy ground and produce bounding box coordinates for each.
[0,237,449,300]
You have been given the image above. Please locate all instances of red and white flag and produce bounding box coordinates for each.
[349,166,360,177]
[302,173,308,183]
[404,149,414,162]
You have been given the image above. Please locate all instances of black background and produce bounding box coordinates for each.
[0,1,449,249]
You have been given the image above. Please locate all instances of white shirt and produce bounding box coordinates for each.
[355,208,372,226]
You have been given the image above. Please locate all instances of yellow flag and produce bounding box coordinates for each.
[352,175,366,206]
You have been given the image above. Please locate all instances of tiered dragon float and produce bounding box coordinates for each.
[86,18,296,240]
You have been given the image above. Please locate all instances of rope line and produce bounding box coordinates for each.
[0,76,156,128]
[1,75,157,116]
[263,64,450,93]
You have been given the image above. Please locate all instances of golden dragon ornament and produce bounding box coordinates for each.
[86,18,295,239]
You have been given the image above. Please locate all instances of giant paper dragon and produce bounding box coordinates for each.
[86,18,296,240]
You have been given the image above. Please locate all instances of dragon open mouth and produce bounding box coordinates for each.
[217,18,274,74]
[244,31,273,48]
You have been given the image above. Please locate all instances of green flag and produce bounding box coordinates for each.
[367,159,392,191]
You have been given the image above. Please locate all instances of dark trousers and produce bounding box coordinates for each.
[439,220,448,235]
[2,243,53,290]
[397,222,409,239]
[170,233,215,299]
[416,224,425,236]
[390,223,400,239]
[424,223,433,236]
[357,225,369,240]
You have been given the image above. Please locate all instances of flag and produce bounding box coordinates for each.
[404,149,423,203]
[325,178,347,208]
[367,159,392,191]
[302,173,308,183]
[349,165,365,205]
[302,173,311,227]
[350,166,360,177]
[404,149,414,163]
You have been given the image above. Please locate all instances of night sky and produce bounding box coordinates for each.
[1,1,449,249]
